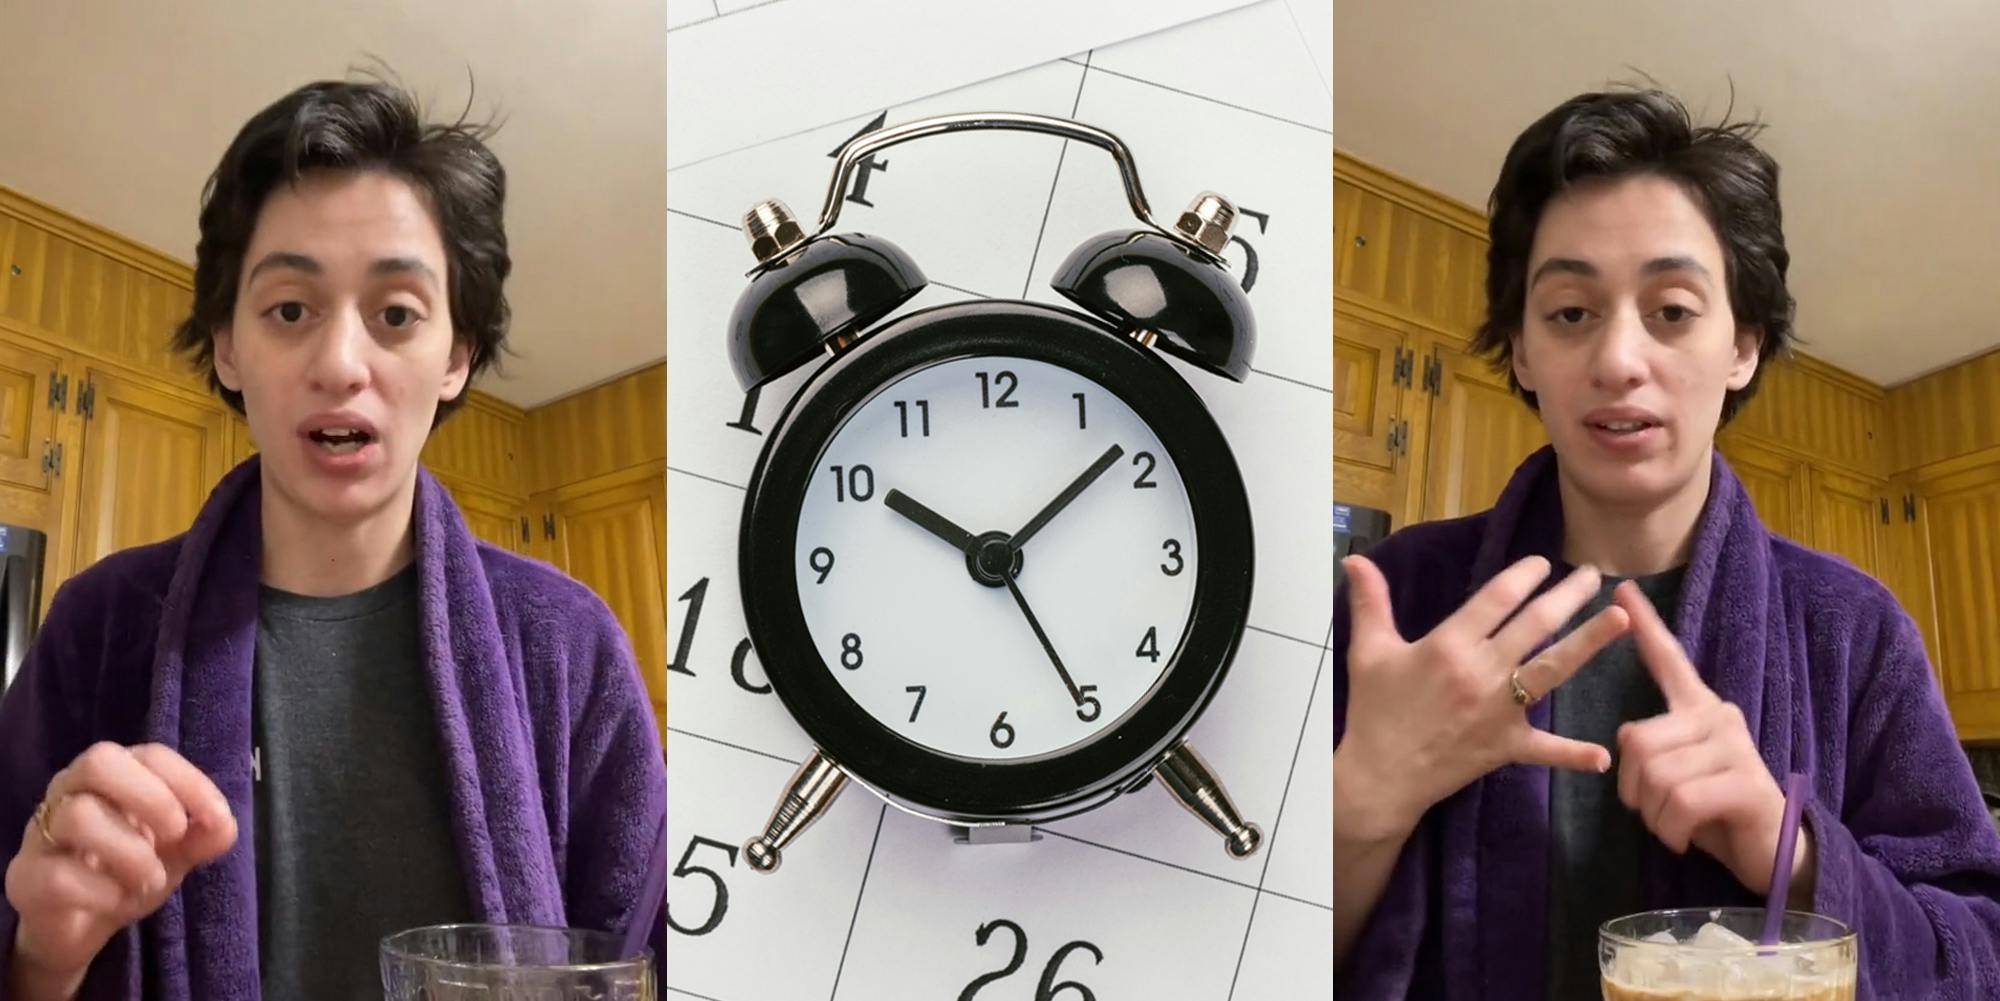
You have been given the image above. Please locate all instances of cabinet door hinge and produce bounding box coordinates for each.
[1392,347,1410,388]
[1880,498,1890,524]
[47,372,67,411]
[1904,494,1917,523]
[519,516,531,543]
[76,378,95,420]
[48,441,63,477]
[1425,353,1442,395]
[543,513,556,540]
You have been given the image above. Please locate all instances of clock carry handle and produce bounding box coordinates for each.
[808,112,1225,263]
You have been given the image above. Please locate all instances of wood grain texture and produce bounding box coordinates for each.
[1913,449,2000,740]
[422,394,527,498]
[523,363,665,494]
[1729,357,1886,478]
[549,461,668,718]
[1416,339,1547,523]
[63,367,228,583]
[1887,347,2000,473]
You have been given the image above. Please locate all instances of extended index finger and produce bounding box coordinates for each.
[1613,581,1716,708]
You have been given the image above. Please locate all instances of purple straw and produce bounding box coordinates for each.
[1759,771,1810,946]
[621,811,670,960]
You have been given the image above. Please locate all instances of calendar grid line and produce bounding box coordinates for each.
[667,725,801,767]
[1019,50,1093,299]
[1245,622,1332,651]
[828,805,890,1001]
[1034,827,1264,896]
[667,988,730,1001]
[667,465,749,491]
[667,207,739,231]
[932,280,994,299]
[1255,885,1332,913]
[1225,884,1265,999]
[1227,625,1332,998]
[668,0,792,35]
[1058,57,1330,136]
[1250,365,1332,394]
[1279,0,1330,97]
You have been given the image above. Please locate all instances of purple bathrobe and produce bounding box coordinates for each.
[0,458,667,998]
[1335,446,2000,999]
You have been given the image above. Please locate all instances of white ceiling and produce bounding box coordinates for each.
[1333,0,2000,387]
[0,0,665,408]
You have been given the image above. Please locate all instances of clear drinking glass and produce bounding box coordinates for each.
[381,924,657,1001]
[1599,908,1856,1001]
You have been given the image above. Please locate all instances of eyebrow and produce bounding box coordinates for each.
[245,251,321,282]
[1528,255,1712,287]
[244,253,440,290]
[369,256,441,289]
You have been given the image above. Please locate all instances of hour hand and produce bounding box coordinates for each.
[885,489,978,554]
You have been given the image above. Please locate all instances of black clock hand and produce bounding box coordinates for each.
[885,488,978,554]
[1001,570,1086,706]
[1010,444,1125,551]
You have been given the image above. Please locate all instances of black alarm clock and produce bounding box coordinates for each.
[729,112,1262,872]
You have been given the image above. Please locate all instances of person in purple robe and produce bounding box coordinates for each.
[1333,88,2000,998]
[0,79,667,999]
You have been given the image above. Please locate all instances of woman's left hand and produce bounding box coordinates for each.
[1613,581,1813,901]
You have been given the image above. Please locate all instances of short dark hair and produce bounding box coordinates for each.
[171,77,510,421]
[1474,88,1794,425]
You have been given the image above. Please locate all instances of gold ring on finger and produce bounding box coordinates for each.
[1509,667,1540,707]
[31,795,62,849]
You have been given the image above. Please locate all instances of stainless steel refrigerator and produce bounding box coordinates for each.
[0,523,47,693]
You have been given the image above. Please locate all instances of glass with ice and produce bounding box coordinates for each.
[381,924,657,1000]
[1600,908,1856,1001]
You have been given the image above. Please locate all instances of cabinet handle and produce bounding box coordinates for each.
[1354,235,1367,248]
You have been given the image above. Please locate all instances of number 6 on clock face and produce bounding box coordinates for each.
[795,355,1198,760]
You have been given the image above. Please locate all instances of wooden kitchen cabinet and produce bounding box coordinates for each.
[1809,466,1889,579]
[1718,434,1812,545]
[1332,305,1414,518]
[541,461,668,734]
[446,478,533,556]
[1416,339,1547,523]
[62,368,230,582]
[1907,450,2000,740]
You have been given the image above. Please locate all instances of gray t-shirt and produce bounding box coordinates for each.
[1545,566,1684,1000]
[253,565,472,1000]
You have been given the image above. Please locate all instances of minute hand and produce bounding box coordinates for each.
[1010,444,1125,550]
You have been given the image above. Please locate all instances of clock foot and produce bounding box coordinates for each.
[1156,742,1263,859]
[743,750,849,874]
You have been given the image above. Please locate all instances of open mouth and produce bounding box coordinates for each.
[307,427,375,455]
[1587,419,1659,435]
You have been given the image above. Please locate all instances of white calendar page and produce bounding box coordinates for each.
[665,4,1332,998]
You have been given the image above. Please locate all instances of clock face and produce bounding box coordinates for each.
[794,355,1198,761]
